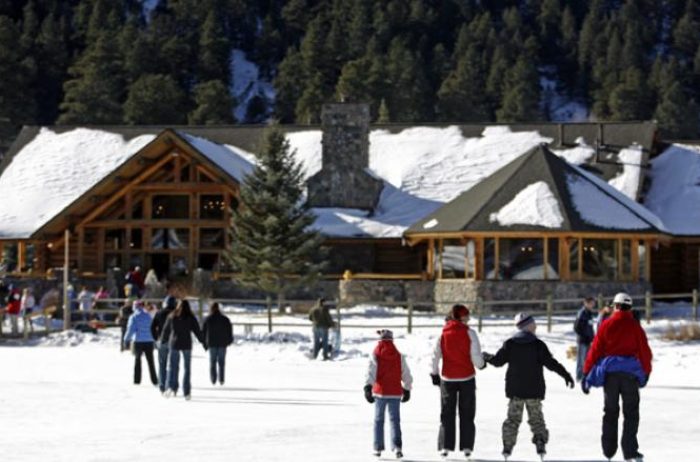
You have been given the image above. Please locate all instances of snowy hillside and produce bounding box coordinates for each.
[2,309,698,461]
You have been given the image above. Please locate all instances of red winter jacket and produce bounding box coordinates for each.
[6,289,21,315]
[583,310,652,376]
[372,340,403,397]
[435,320,483,380]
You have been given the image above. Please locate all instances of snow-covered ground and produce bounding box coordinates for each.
[1,307,698,462]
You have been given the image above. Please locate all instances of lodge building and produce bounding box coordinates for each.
[0,104,697,302]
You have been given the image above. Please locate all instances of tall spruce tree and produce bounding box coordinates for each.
[655,81,699,138]
[496,56,542,122]
[188,79,235,124]
[227,127,325,317]
[123,73,188,124]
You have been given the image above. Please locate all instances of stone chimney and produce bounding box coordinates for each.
[307,103,383,210]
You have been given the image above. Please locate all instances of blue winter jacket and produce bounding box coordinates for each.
[124,307,155,343]
[584,356,648,389]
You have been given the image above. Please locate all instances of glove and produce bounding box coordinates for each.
[482,352,494,362]
[581,380,590,395]
[364,384,375,403]
[129,342,135,355]
[401,388,410,403]
[430,374,441,386]
[564,374,574,389]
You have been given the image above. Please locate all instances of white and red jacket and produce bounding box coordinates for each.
[365,340,413,398]
[5,289,21,315]
[431,319,484,381]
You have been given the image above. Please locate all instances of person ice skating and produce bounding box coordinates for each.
[308,298,335,360]
[482,313,574,460]
[582,293,652,462]
[117,298,135,352]
[161,299,205,400]
[151,294,177,393]
[124,300,158,386]
[430,304,485,459]
[574,296,597,381]
[202,302,233,385]
[364,329,413,460]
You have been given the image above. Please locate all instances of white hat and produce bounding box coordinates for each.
[514,312,535,330]
[612,292,632,306]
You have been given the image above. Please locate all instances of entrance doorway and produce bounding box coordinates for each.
[147,253,170,280]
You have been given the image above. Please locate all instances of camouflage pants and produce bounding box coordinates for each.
[502,398,549,451]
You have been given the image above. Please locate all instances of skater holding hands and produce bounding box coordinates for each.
[482,312,574,461]
[364,329,412,460]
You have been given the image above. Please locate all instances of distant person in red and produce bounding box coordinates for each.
[5,286,21,334]
[582,292,652,462]
[125,266,144,296]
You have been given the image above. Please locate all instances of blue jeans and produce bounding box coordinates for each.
[576,343,590,382]
[374,397,402,452]
[168,349,192,396]
[157,343,169,392]
[312,326,330,359]
[209,347,227,384]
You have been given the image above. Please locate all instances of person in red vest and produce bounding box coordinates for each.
[582,292,652,462]
[364,329,413,460]
[430,304,485,459]
[5,286,22,335]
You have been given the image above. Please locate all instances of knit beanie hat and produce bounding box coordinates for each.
[133,300,145,310]
[377,329,393,340]
[514,312,535,330]
[451,304,470,320]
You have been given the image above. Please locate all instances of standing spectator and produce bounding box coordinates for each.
[308,298,335,360]
[5,285,21,334]
[483,313,574,459]
[123,300,158,386]
[0,279,9,306]
[117,298,135,352]
[161,299,205,400]
[125,266,144,297]
[430,304,485,459]
[92,286,110,320]
[143,269,164,299]
[364,329,412,459]
[77,286,94,321]
[151,294,177,394]
[574,297,597,381]
[582,293,652,462]
[202,302,233,385]
[20,287,36,333]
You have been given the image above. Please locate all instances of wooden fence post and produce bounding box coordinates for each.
[477,297,483,333]
[597,293,604,310]
[546,294,553,333]
[645,291,652,325]
[266,296,272,333]
[693,289,698,322]
[407,299,414,334]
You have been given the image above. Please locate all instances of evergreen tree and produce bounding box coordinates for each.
[384,38,432,122]
[226,127,325,316]
[0,16,34,125]
[274,48,306,123]
[673,0,700,57]
[377,98,390,123]
[188,79,235,125]
[608,67,651,120]
[436,45,492,121]
[123,74,188,124]
[654,81,699,138]
[244,94,269,123]
[198,8,231,85]
[496,56,542,122]
[34,11,69,124]
[295,71,325,124]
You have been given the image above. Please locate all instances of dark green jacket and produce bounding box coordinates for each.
[309,305,334,328]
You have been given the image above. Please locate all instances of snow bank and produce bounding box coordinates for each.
[644,143,700,235]
[0,128,155,238]
[489,181,564,228]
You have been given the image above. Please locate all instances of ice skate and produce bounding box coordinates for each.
[372,450,381,458]
[624,453,644,462]
[394,448,403,459]
[463,449,473,460]
[535,439,546,460]
[439,449,449,459]
[502,450,511,461]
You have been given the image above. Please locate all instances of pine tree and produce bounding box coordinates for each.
[295,72,325,124]
[0,16,34,125]
[384,38,432,122]
[673,0,700,57]
[377,98,390,123]
[34,11,69,124]
[654,81,699,138]
[226,127,325,317]
[496,56,542,122]
[188,80,235,125]
[436,45,492,121]
[608,67,651,120]
[274,48,306,123]
[198,8,231,85]
[123,74,188,124]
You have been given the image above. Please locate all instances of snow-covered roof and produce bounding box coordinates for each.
[644,143,700,236]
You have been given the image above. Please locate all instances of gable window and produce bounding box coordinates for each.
[200,195,226,220]
[152,195,189,219]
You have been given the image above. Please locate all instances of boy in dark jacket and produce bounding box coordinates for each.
[483,313,574,460]
[308,298,335,360]
[574,296,596,381]
[364,329,412,460]
[202,302,233,385]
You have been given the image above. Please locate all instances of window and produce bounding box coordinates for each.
[104,254,122,271]
[129,229,143,249]
[105,229,126,251]
[621,239,632,279]
[152,195,189,219]
[197,253,219,271]
[547,238,560,280]
[441,239,466,279]
[498,238,546,280]
[582,239,617,280]
[200,228,225,249]
[569,238,579,278]
[638,241,647,281]
[132,200,143,219]
[484,239,496,279]
[151,229,189,249]
[200,195,226,220]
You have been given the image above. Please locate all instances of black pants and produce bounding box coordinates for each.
[133,342,158,385]
[602,372,640,459]
[438,379,476,452]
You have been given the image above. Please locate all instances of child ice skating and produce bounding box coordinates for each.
[364,329,412,460]
[483,312,574,461]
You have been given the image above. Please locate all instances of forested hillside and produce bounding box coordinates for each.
[1,0,700,143]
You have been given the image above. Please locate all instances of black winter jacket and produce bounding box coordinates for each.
[202,312,233,348]
[574,306,595,345]
[308,305,335,328]
[161,314,204,350]
[151,307,174,342]
[487,331,571,400]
